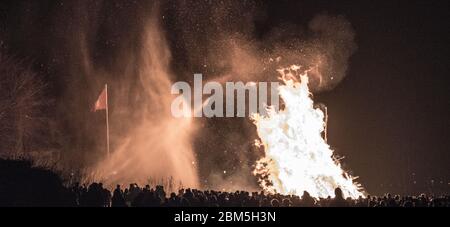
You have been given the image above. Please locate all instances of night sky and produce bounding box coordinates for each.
[0,0,449,195]
[307,0,450,195]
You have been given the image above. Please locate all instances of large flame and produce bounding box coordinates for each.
[252,65,363,199]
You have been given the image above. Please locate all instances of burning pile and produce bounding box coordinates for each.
[253,65,364,199]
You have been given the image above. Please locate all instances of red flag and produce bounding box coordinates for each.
[93,86,107,111]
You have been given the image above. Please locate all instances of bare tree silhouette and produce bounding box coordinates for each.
[0,50,47,155]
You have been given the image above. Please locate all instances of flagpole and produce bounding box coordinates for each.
[105,84,110,158]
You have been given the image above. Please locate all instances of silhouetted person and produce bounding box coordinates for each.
[270,199,280,207]
[85,183,104,207]
[99,183,111,207]
[329,188,349,207]
[301,191,316,207]
[111,185,127,207]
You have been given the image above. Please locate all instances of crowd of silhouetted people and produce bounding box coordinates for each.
[67,182,449,207]
[0,159,448,207]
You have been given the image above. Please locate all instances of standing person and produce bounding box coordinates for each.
[329,188,349,207]
[112,185,127,207]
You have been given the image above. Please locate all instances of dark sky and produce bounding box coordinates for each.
[294,0,450,195]
[0,0,449,195]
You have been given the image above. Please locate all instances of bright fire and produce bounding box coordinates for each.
[252,65,364,199]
